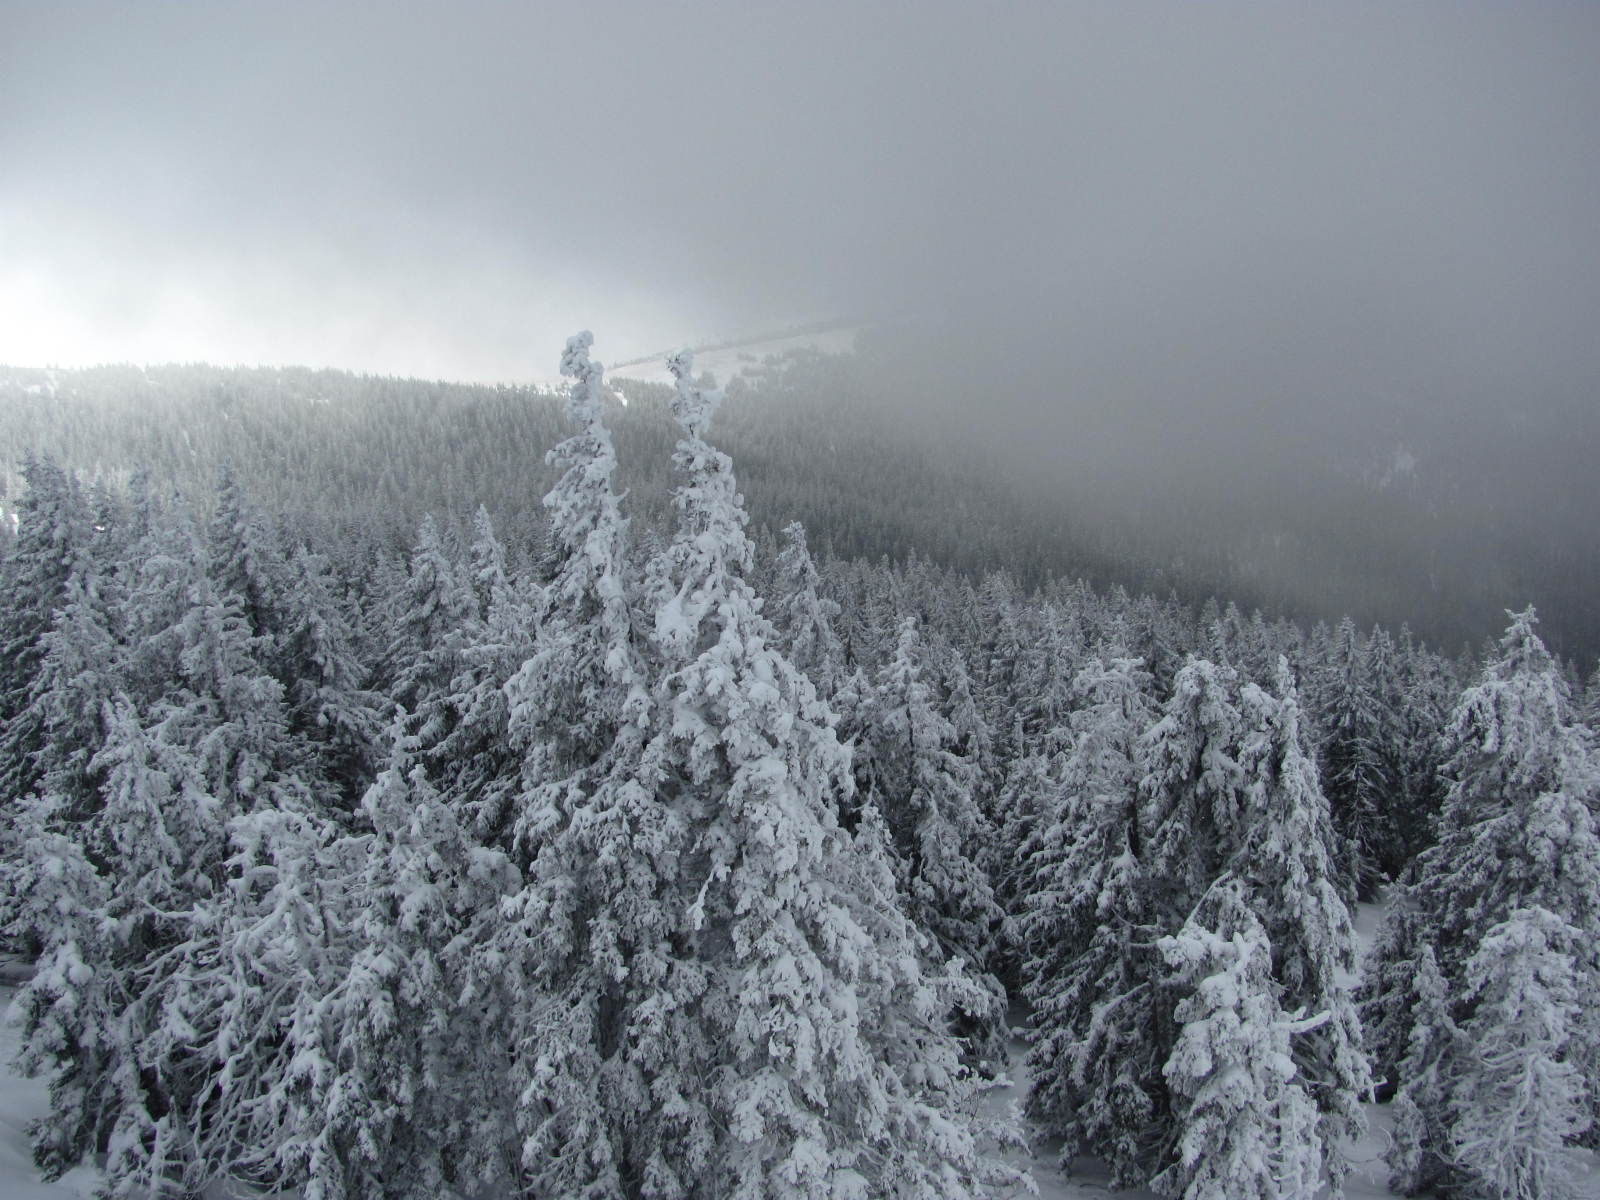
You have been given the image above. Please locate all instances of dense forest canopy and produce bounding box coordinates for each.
[6,2,1600,1195]
[2,332,1598,1197]
[3,335,1595,667]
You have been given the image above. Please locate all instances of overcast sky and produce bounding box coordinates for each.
[2,1,1598,386]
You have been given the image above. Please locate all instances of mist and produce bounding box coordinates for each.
[4,0,1598,652]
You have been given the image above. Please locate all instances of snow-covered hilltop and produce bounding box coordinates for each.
[606,324,859,387]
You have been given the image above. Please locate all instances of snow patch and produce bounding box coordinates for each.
[609,327,858,387]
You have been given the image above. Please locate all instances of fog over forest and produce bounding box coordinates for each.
[6,6,1600,1200]
[5,1,1599,660]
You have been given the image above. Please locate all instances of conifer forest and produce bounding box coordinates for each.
[5,4,1600,1198]
[3,331,1598,1198]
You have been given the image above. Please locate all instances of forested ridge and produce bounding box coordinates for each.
[6,332,1594,666]
[2,336,1599,1197]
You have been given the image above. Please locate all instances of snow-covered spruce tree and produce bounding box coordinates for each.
[1,567,124,824]
[207,730,520,1200]
[1022,657,1243,1186]
[1366,607,1600,1188]
[117,490,206,708]
[278,544,389,809]
[207,462,286,646]
[1400,607,1600,987]
[1030,655,1362,1191]
[396,503,539,845]
[155,572,301,814]
[0,792,114,1168]
[4,693,223,1190]
[1139,657,1246,916]
[1231,659,1370,1184]
[79,569,319,1195]
[433,565,540,845]
[1448,907,1591,1200]
[990,744,1060,925]
[1385,943,1457,1196]
[0,455,93,806]
[1021,656,1166,1187]
[382,513,480,720]
[1360,625,1411,881]
[1387,624,1453,870]
[502,331,648,850]
[206,464,291,672]
[467,502,509,616]
[975,572,1030,768]
[939,646,997,815]
[1317,617,1390,900]
[593,347,1013,1197]
[177,801,359,1198]
[1582,660,1600,735]
[1016,654,1154,1007]
[772,520,846,700]
[854,614,1007,1059]
[1008,604,1080,768]
[1153,882,1327,1200]
[138,536,507,1195]
[493,332,664,1197]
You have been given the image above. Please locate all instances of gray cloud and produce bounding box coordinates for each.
[2,1,1598,396]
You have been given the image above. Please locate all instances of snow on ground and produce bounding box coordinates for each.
[607,327,858,388]
[0,984,102,1199]
[978,1003,1155,1200]
[2,903,1595,1199]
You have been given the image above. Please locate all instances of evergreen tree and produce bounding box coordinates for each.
[118,491,206,708]
[1154,884,1327,1200]
[855,614,1006,1057]
[1366,608,1600,1189]
[1231,659,1370,1181]
[492,333,662,1196]
[0,456,92,806]
[541,346,1014,1196]
[1,567,123,822]
[467,502,509,616]
[278,545,388,808]
[1139,657,1246,913]
[1386,944,1457,1196]
[3,691,229,1191]
[1448,907,1591,1200]
[1016,655,1154,999]
[433,548,539,843]
[503,330,649,851]
[939,646,997,821]
[229,737,519,1200]
[182,802,358,1199]
[1389,624,1453,869]
[383,513,479,720]
[1021,656,1165,1187]
[1024,657,1247,1186]
[1318,617,1388,899]
[773,520,846,699]
[207,462,285,646]
[1581,660,1600,735]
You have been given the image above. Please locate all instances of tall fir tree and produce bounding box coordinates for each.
[1021,656,1165,1187]
[1448,907,1591,1200]
[1318,617,1389,899]
[1154,883,1328,1200]
[1366,608,1600,1192]
[772,520,846,701]
[1230,659,1370,1184]
[0,456,93,807]
[544,345,1015,1197]
[490,333,667,1197]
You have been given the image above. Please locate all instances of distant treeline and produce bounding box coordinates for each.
[2,340,1596,666]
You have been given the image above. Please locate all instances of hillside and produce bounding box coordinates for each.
[2,340,1596,665]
